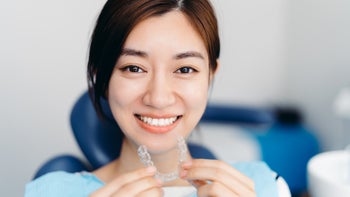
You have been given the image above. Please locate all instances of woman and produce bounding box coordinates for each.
[26,0,290,196]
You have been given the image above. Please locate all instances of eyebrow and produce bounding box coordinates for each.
[174,51,204,60]
[120,48,204,60]
[120,48,148,58]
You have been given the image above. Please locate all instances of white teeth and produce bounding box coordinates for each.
[140,116,177,126]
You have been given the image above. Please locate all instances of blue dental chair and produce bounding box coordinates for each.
[33,90,274,179]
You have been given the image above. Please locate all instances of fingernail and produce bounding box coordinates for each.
[146,166,156,174]
[181,161,192,168]
[156,178,163,186]
[180,170,188,178]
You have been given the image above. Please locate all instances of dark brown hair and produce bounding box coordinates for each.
[87,0,220,119]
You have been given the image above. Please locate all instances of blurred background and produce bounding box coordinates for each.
[1,0,349,196]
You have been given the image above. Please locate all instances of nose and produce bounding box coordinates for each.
[142,73,176,109]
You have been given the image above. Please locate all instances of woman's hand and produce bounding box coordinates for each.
[90,166,163,197]
[181,159,256,197]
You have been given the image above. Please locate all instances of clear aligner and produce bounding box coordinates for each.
[177,136,187,163]
[137,136,188,182]
[137,145,154,167]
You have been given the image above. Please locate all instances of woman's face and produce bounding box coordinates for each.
[108,11,212,152]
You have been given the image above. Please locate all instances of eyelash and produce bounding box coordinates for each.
[119,65,145,73]
[119,65,198,74]
[175,66,198,74]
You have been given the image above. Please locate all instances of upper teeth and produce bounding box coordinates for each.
[140,116,177,126]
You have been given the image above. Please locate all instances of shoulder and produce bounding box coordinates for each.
[25,171,104,197]
[231,161,291,197]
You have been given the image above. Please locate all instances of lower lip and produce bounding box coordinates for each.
[135,116,180,134]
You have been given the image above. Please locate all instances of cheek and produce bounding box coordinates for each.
[177,80,209,137]
[177,78,209,110]
[108,77,146,133]
[108,77,144,107]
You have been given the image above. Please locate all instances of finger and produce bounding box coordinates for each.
[196,181,239,197]
[90,166,158,196]
[185,167,250,194]
[135,187,164,197]
[183,159,254,189]
[181,160,255,193]
[112,176,162,197]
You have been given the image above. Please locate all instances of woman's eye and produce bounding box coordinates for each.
[121,65,144,73]
[175,67,197,74]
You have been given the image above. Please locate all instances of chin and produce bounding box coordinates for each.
[135,134,180,154]
[145,140,178,154]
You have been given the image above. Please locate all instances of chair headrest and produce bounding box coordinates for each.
[70,91,123,168]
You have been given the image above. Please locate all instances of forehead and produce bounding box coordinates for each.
[123,11,208,59]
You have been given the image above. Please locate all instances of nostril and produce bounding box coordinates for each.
[142,86,176,109]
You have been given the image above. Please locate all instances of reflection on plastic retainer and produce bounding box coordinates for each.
[137,136,187,182]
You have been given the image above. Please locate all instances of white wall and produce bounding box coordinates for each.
[2,0,349,196]
[285,0,350,151]
[210,0,288,105]
[0,0,104,195]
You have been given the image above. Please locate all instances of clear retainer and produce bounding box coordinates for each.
[137,136,188,182]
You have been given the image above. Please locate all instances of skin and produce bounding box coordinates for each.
[90,11,256,197]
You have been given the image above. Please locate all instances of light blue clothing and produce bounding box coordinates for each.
[25,161,278,197]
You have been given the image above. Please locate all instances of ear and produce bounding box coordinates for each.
[209,59,220,82]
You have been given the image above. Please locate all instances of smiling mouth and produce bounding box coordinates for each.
[135,115,181,127]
